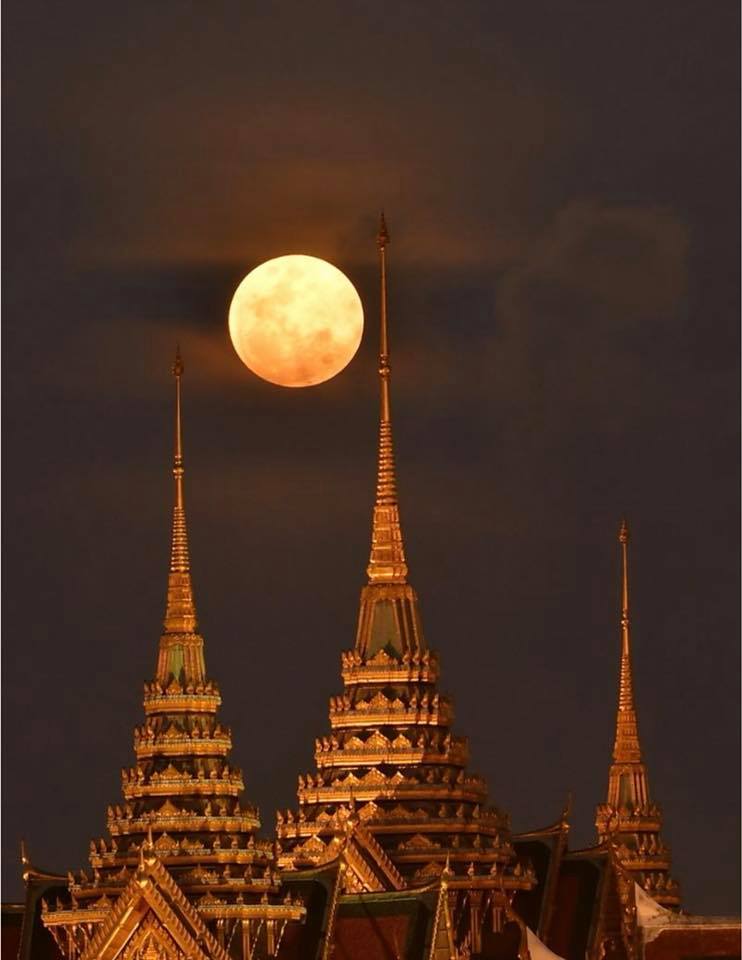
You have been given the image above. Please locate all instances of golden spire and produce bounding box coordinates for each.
[366,213,408,584]
[163,347,197,635]
[613,519,642,763]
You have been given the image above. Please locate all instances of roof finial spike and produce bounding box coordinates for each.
[612,518,641,764]
[619,517,629,631]
[377,210,390,250]
[366,213,409,584]
[561,791,573,825]
[172,346,185,505]
[160,350,201,672]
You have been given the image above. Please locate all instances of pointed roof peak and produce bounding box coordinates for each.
[612,519,641,764]
[366,213,408,585]
[159,351,204,682]
[377,211,390,248]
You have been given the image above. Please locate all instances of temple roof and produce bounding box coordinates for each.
[278,219,534,958]
[594,522,680,909]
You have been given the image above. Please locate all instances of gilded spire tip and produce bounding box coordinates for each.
[173,343,184,378]
[377,211,390,249]
[619,517,629,544]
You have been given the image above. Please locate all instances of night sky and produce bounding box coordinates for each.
[3,2,739,915]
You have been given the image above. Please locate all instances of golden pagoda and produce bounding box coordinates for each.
[276,216,536,951]
[594,520,680,908]
[40,350,304,960]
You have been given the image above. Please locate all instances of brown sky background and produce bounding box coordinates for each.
[3,1,739,913]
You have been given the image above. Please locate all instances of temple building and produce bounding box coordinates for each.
[17,351,305,960]
[4,220,739,960]
[510,522,685,960]
[275,215,537,955]
[593,520,680,908]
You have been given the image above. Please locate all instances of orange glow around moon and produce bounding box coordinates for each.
[228,255,364,387]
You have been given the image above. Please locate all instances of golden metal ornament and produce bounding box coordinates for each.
[594,520,680,908]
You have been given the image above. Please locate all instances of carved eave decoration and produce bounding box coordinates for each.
[44,855,229,960]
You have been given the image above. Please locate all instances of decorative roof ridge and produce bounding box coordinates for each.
[513,793,572,841]
[564,842,611,860]
[350,821,405,891]
[77,851,229,960]
[513,821,568,841]
[20,840,66,885]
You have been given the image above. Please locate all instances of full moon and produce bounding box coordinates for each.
[228,255,364,387]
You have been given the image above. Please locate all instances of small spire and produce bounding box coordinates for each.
[613,519,642,763]
[366,213,408,584]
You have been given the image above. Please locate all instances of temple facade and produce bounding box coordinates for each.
[5,220,739,960]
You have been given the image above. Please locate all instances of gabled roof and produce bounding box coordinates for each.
[333,887,446,960]
[341,821,405,893]
[513,808,571,940]
[75,854,228,960]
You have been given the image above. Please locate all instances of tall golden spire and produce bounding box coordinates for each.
[156,348,205,684]
[613,518,641,763]
[163,346,197,634]
[595,519,681,908]
[366,213,408,584]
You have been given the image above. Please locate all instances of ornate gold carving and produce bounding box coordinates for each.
[279,222,532,905]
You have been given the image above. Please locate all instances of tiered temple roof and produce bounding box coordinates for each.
[13,220,729,960]
[40,351,304,959]
[276,217,536,953]
[594,521,680,909]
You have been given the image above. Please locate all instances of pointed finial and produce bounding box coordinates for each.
[613,518,641,764]
[561,792,573,825]
[157,350,205,684]
[366,213,409,583]
[619,518,629,627]
[172,345,185,512]
[162,348,197,637]
[173,342,184,378]
[20,838,29,866]
[377,211,390,249]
